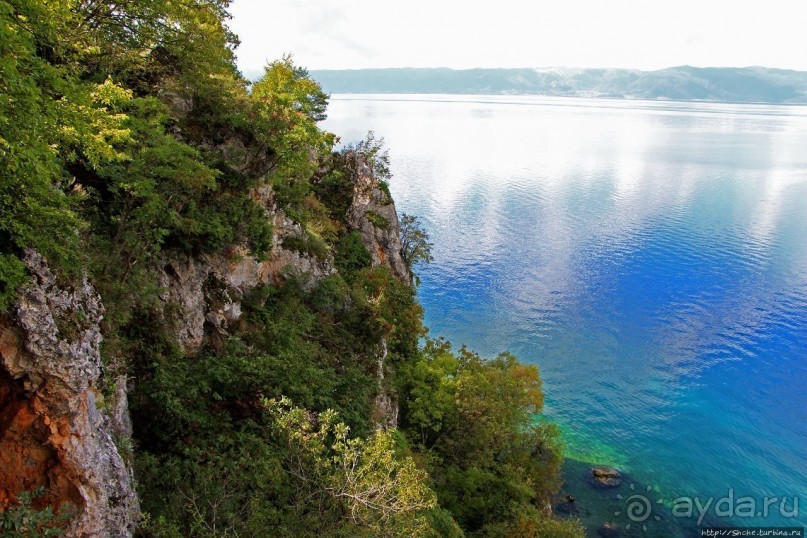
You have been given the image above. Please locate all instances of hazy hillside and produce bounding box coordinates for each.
[307,66,807,104]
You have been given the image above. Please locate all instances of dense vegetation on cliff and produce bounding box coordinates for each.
[0,1,582,536]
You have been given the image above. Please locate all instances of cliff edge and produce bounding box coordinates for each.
[0,153,408,535]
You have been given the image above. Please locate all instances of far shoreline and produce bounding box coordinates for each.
[325,92,807,111]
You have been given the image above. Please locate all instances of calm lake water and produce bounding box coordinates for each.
[322,95,807,532]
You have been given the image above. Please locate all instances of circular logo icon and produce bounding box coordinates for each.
[614,483,663,532]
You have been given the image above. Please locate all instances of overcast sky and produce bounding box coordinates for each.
[229,0,807,73]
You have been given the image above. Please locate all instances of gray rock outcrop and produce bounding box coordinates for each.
[345,152,411,284]
[158,185,335,353]
[0,251,138,537]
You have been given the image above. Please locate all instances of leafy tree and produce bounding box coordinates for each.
[269,398,437,537]
[345,131,392,182]
[0,0,82,308]
[397,340,578,535]
[0,0,261,311]
[251,55,335,209]
[335,232,373,284]
[352,266,424,361]
[64,0,240,95]
[400,213,434,282]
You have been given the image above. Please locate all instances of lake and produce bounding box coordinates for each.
[322,95,807,534]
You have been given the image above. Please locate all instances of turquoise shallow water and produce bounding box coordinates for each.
[322,95,807,532]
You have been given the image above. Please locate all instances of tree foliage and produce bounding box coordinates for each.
[131,270,427,535]
[0,0,269,313]
[397,339,578,535]
[269,398,436,537]
[252,55,335,209]
[1,0,83,306]
[400,213,434,281]
[0,487,71,537]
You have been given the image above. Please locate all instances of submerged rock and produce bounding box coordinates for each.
[597,521,621,537]
[554,493,593,518]
[589,466,623,488]
[554,500,580,516]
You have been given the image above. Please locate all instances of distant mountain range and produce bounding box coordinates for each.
[306,66,807,104]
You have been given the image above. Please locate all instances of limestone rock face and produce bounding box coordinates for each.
[159,186,335,353]
[341,153,411,429]
[370,338,398,430]
[0,251,138,537]
[158,156,412,425]
[158,154,412,356]
[345,153,411,284]
[0,152,414,536]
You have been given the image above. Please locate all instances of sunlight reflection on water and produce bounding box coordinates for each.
[323,95,807,526]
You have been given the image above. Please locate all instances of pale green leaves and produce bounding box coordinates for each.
[267,397,437,537]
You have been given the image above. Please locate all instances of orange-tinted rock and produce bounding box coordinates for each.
[0,251,138,537]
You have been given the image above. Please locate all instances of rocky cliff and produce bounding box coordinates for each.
[345,153,411,285]
[158,185,336,354]
[0,155,408,536]
[344,151,410,428]
[156,156,409,354]
[0,251,138,537]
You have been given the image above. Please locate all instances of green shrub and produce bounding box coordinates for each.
[334,232,372,283]
[366,211,390,229]
[280,232,329,260]
[0,253,27,312]
[0,488,72,537]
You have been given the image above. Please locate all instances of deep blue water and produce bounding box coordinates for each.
[322,95,807,530]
